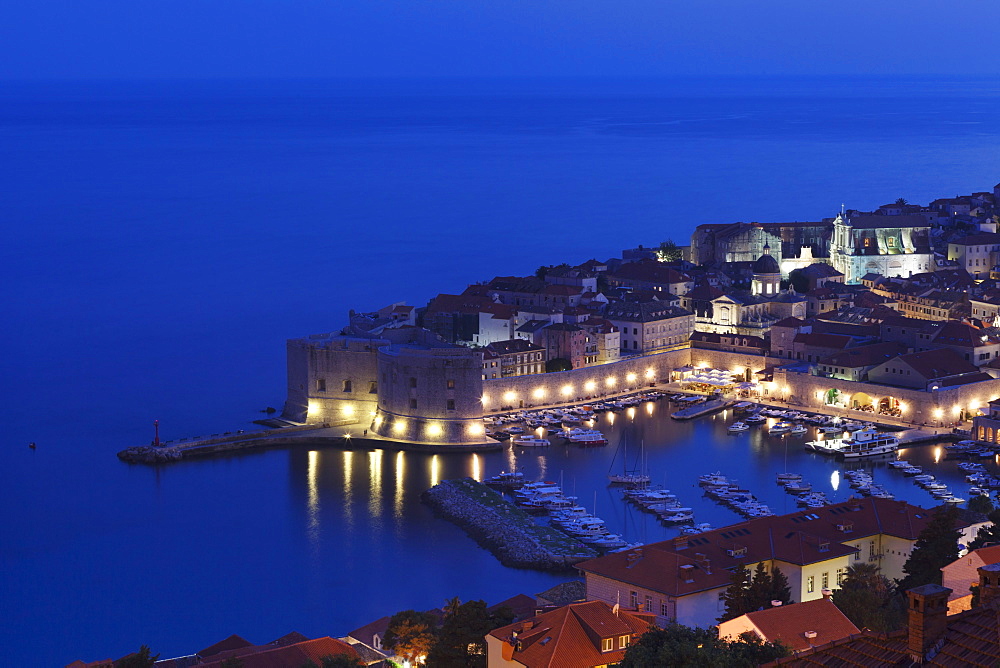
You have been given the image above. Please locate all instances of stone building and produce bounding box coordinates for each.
[947,232,1000,279]
[604,299,694,355]
[829,212,935,283]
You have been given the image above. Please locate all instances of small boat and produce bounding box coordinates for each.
[770,421,793,434]
[512,436,550,447]
[745,413,766,424]
[506,426,525,434]
[784,482,812,494]
[728,421,749,433]
[484,471,525,488]
[888,460,911,469]
[776,472,803,484]
[902,466,923,475]
[820,425,843,434]
[789,425,808,436]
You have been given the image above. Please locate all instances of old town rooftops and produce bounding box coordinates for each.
[888,348,980,381]
[577,498,935,597]
[604,301,693,322]
[819,341,908,368]
[488,600,655,668]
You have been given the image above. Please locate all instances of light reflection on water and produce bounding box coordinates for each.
[342,450,354,528]
[394,451,405,520]
[307,450,321,548]
[296,407,987,570]
[368,450,383,520]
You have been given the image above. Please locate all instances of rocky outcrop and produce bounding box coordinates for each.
[422,478,597,571]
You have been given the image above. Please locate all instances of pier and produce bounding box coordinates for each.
[422,478,598,571]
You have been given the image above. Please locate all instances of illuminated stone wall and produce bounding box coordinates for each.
[774,367,1000,426]
[370,343,488,446]
[283,334,384,424]
[482,348,692,412]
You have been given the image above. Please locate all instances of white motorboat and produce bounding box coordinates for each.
[512,435,550,447]
[888,460,910,469]
[770,421,793,434]
[789,425,808,436]
[728,421,750,433]
[745,413,766,424]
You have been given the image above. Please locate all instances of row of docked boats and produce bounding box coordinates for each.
[842,470,894,499]
[621,486,710,531]
[888,458,971,504]
[699,473,774,518]
[775,472,832,507]
[506,481,632,549]
[946,440,1000,459]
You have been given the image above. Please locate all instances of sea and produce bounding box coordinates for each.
[2,76,1000,665]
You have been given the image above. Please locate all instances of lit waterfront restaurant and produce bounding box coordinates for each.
[288,331,1000,447]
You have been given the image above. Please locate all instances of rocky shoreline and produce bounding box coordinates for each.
[422,478,598,571]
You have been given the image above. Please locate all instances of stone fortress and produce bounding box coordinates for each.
[283,182,1000,447]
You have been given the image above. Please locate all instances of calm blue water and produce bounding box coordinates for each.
[3,77,1000,665]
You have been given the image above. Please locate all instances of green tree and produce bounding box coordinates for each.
[969,508,1000,550]
[384,610,438,665]
[114,646,159,668]
[717,563,751,623]
[769,566,793,606]
[427,598,515,667]
[895,198,909,206]
[746,562,774,609]
[967,494,995,516]
[545,358,572,373]
[898,505,961,592]
[787,268,809,293]
[620,624,790,667]
[657,239,683,263]
[832,563,905,633]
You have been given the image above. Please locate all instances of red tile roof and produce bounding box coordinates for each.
[489,600,655,668]
[735,599,860,653]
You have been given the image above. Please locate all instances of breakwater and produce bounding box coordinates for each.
[116,423,338,464]
[422,478,598,571]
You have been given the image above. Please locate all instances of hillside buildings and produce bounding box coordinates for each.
[282,181,1000,447]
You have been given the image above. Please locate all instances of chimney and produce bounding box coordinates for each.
[674,536,689,550]
[771,600,783,607]
[907,584,952,662]
[821,588,833,600]
[977,562,1000,607]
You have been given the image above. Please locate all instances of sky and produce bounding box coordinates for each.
[3,0,1000,80]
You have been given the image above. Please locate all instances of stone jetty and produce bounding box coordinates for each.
[422,478,598,571]
[670,397,729,420]
[116,423,335,464]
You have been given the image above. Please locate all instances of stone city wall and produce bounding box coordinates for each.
[284,336,383,424]
[482,348,692,412]
[774,368,1000,426]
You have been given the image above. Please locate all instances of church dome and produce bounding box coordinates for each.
[752,251,780,275]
